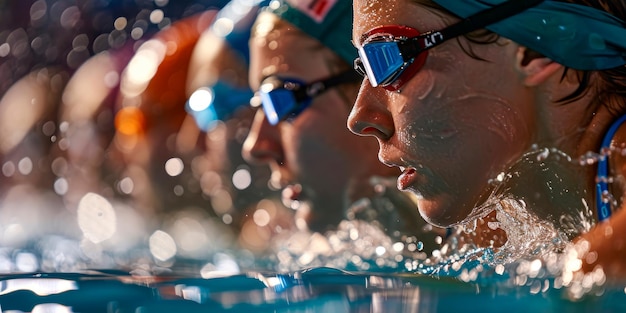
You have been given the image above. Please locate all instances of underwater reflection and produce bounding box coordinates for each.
[0,268,624,312]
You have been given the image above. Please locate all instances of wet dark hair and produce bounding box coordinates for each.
[558,0,626,116]
[414,0,500,62]
[414,0,626,114]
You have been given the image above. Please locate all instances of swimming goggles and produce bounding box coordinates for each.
[354,0,544,91]
[186,80,254,131]
[254,70,361,125]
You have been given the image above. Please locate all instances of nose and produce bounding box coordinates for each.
[242,109,284,165]
[347,82,394,141]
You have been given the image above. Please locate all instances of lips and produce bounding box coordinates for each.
[397,166,418,191]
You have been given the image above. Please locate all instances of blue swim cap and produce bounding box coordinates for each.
[265,0,357,65]
[433,0,626,70]
[211,0,271,64]
[187,0,268,132]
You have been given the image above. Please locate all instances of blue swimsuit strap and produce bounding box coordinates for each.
[596,114,626,221]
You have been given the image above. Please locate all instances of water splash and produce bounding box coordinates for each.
[462,146,594,236]
[260,219,430,273]
[490,197,567,265]
[411,145,610,298]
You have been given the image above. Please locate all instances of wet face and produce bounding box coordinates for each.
[348,0,536,227]
[243,14,372,228]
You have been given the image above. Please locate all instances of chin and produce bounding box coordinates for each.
[416,196,473,228]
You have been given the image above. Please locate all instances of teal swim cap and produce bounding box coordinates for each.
[266,0,357,65]
[433,0,626,70]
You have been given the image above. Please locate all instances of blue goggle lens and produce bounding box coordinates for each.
[259,88,303,126]
[358,41,404,87]
[186,81,253,131]
[257,70,361,125]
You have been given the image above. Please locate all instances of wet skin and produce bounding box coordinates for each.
[347,0,626,280]
[243,13,393,232]
[348,0,540,227]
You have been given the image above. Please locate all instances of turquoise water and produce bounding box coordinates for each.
[0,266,625,312]
[0,202,621,312]
[0,136,620,311]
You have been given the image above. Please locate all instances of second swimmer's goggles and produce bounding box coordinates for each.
[254,70,361,125]
[354,0,544,91]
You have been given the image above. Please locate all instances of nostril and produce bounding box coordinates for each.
[361,126,381,136]
[349,119,392,140]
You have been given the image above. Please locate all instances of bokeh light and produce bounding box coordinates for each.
[165,158,184,177]
[77,193,117,244]
[149,230,177,261]
[232,167,252,190]
[188,87,214,112]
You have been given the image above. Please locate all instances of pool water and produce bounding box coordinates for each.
[0,197,620,313]
[0,148,620,312]
[0,266,624,313]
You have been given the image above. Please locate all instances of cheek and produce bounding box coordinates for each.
[399,93,529,142]
[398,95,532,187]
[284,112,354,176]
[454,96,532,149]
[398,48,531,159]
[399,99,531,225]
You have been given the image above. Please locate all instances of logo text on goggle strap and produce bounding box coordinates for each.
[422,31,444,48]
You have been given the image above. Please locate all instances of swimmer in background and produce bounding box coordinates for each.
[0,67,71,249]
[242,0,443,259]
[347,0,626,277]
[185,0,295,254]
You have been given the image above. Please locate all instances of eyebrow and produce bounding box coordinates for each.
[354,29,377,48]
[353,0,439,47]
[357,33,369,47]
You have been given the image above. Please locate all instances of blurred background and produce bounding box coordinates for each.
[0,0,289,276]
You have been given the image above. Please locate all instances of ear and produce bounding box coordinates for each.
[516,47,563,87]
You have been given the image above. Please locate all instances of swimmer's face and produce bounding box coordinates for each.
[243,13,377,230]
[348,0,535,227]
